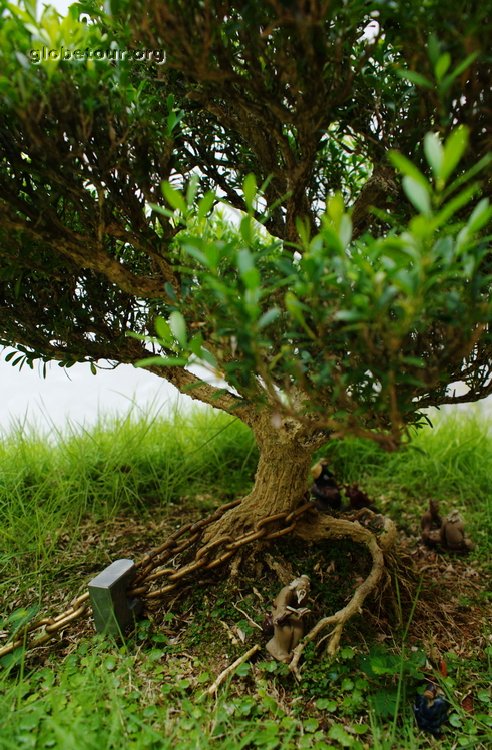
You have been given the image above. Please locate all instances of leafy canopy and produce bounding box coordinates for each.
[0,0,491,445]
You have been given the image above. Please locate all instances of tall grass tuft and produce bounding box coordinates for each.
[324,409,492,506]
[0,407,257,589]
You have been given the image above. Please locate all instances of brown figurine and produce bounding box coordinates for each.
[310,460,342,512]
[440,510,474,553]
[344,483,376,511]
[266,575,311,663]
[420,499,442,548]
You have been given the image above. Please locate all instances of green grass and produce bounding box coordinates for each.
[0,408,257,591]
[323,408,492,554]
[1,407,491,749]
[325,407,492,504]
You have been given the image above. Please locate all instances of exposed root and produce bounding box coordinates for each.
[289,509,396,676]
[263,553,294,585]
[206,644,261,695]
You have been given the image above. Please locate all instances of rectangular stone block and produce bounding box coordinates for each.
[88,559,142,635]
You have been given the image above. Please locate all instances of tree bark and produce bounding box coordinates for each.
[186,411,397,660]
[203,414,322,541]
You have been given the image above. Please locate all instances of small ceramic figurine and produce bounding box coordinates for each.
[344,483,376,511]
[420,499,442,548]
[310,460,341,512]
[413,683,449,736]
[266,575,311,663]
[440,510,474,553]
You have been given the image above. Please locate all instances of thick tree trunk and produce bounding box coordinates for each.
[198,412,398,661]
[204,414,320,541]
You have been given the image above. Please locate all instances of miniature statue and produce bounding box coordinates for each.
[440,510,474,553]
[413,683,449,736]
[310,460,341,512]
[420,499,442,548]
[266,575,311,663]
[344,483,376,511]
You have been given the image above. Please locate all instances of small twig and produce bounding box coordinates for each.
[207,644,261,695]
[232,602,263,631]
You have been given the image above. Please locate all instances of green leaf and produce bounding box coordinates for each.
[148,202,175,219]
[235,662,251,677]
[328,724,353,747]
[186,174,199,206]
[424,132,444,180]
[197,191,215,220]
[441,51,479,91]
[402,355,425,368]
[164,282,178,302]
[443,153,492,199]
[285,291,304,321]
[296,216,311,248]
[339,214,352,248]
[433,182,479,228]
[258,307,281,329]
[315,698,338,712]
[183,244,209,266]
[441,126,469,182]
[427,35,441,66]
[154,316,173,345]
[237,248,261,290]
[389,151,429,188]
[434,52,451,81]
[396,68,433,88]
[198,347,218,369]
[303,718,319,733]
[166,109,185,136]
[161,182,187,214]
[243,173,257,212]
[285,291,309,328]
[237,246,255,275]
[8,606,40,634]
[327,192,345,225]
[370,689,398,718]
[168,310,187,346]
[402,176,432,214]
[239,215,253,244]
[449,713,462,728]
[335,309,366,322]
[467,198,492,233]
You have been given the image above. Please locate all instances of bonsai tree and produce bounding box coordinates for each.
[1,0,491,655]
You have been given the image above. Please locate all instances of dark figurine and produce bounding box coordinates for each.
[413,683,449,736]
[420,499,442,548]
[261,612,274,636]
[310,460,342,512]
[344,483,376,511]
[266,575,311,663]
[440,510,474,553]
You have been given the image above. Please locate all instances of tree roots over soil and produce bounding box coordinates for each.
[288,509,397,674]
[161,502,399,674]
[6,494,487,685]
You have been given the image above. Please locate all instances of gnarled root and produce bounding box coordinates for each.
[289,510,397,676]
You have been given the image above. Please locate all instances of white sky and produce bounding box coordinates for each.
[39,0,71,15]
[0,353,190,435]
